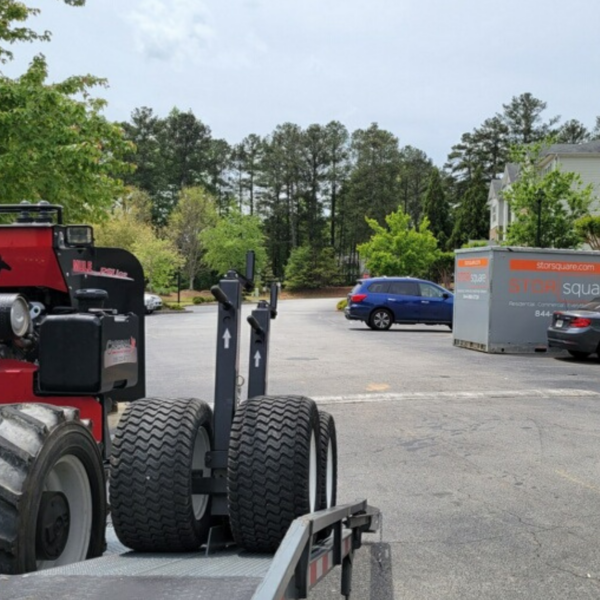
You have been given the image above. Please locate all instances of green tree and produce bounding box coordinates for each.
[232,133,264,215]
[93,196,182,291]
[206,137,233,212]
[338,124,403,280]
[200,210,267,277]
[324,121,350,248]
[574,215,600,250]
[93,200,156,256]
[398,145,433,225]
[168,187,218,289]
[446,117,509,185]
[427,251,455,288]
[257,123,304,276]
[0,0,85,66]
[500,93,559,145]
[0,1,132,222]
[421,167,452,250]
[504,142,592,248]
[132,231,183,293]
[121,107,165,201]
[556,119,590,144]
[449,167,490,248]
[357,207,439,278]
[284,245,342,290]
[301,124,329,246]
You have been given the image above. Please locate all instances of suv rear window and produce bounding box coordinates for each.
[367,281,389,293]
[388,281,419,295]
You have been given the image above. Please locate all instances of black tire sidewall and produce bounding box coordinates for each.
[318,411,338,511]
[228,395,321,552]
[110,398,213,552]
[18,422,106,573]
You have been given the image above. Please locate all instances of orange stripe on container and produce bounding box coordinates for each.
[509,259,600,274]
[457,258,489,268]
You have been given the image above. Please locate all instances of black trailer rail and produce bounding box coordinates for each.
[0,501,380,600]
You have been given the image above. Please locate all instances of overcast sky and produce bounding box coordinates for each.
[5,0,600,166]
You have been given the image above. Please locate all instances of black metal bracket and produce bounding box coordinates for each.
[247,283,278,399]
[0,201,63,224]
[209,252,281,516]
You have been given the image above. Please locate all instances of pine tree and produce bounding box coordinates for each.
[421,168,452,250]
[449,168,490,248]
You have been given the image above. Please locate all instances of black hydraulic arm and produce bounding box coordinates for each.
[208,251,264,515]
[247,283,278,399]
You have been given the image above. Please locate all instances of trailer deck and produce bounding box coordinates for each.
[1,501,380,600]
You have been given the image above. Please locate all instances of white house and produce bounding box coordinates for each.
[488,141,600,242]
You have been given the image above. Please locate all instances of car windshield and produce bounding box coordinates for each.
[581,297,600,311]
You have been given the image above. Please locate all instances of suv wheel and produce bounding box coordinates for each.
[368,308,393,331]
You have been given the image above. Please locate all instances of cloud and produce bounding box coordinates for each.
[128,0,216,63]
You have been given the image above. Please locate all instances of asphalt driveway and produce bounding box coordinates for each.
[145,298,600,599]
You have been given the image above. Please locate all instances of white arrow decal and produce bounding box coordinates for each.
[254,350,262,368]
[223,329,231,349]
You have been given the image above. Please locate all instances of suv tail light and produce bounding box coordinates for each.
[571,317,592,328]
[350,294,367,303]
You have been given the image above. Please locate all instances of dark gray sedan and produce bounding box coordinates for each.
[547,297,600,358]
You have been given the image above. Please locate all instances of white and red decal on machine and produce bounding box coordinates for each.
[72,259,132,280]
[104,337,138,368]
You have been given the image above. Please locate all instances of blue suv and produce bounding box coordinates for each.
[345,277,454,331]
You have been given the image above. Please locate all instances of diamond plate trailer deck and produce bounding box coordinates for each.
[0,501,380,600]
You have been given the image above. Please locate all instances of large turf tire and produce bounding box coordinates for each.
[0,403,106,575]
[228,395,320,553]
[110,397,213,552]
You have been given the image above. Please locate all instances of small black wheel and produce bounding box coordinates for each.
[568,350,591,359]
[368,308,393,331]
[228,395,320,553]
[110,397,213,552]
[316,411,338,541]
[0,403,106,575]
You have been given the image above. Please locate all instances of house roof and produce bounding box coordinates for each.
[487,179,502,205]
[544,141,600,156]
[499,163,519,187]
[505,163,519,181]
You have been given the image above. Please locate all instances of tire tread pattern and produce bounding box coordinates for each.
[110,397,213,552]
[0,403,98,574]
[228,395,320,553]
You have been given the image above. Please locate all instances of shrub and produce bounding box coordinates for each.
[192,295,216,304]
[163,302,185,311]
[284,245,343,291]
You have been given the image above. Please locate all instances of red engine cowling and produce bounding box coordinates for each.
[0,203,147,448]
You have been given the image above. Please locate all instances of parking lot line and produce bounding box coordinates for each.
[312,388,600,405]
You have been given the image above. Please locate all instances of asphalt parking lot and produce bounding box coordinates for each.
[143,298,600,599]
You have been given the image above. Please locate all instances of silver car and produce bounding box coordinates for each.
[144,293,163,314]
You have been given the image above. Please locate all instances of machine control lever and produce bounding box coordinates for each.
[211,285,233,310]
[247,315,264,335]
